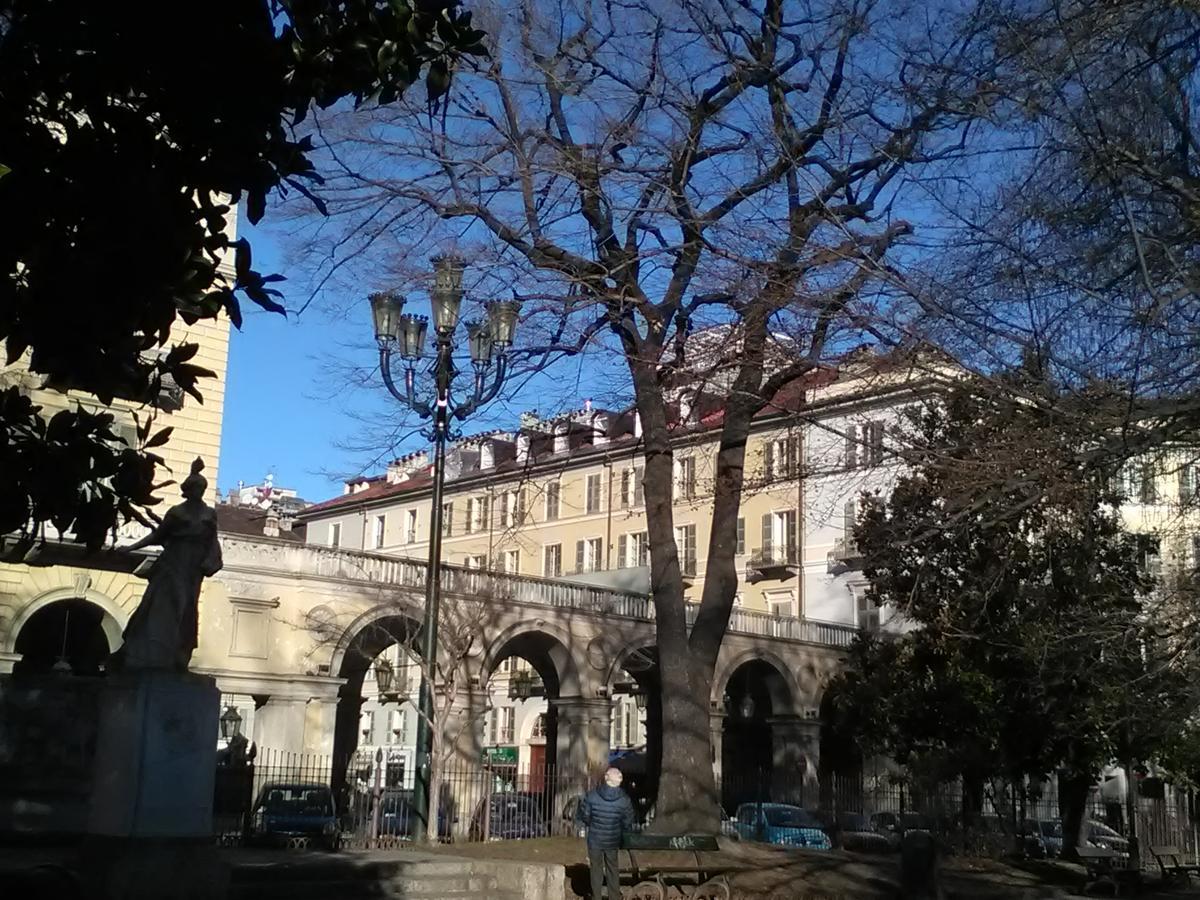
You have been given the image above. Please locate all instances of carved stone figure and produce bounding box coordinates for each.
[111,458,222,671]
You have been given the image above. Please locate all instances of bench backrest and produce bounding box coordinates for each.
[622,833,721,852]
[1152,846,1183,864]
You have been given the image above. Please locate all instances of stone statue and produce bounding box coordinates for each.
[111,458,222,672]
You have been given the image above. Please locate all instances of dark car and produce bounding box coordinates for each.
[870,811,939,837]
[1087,820,1130,856]
[250,782,340,850]
[377,789,452,840]
[470,791,549,841]
[827,811,901,853]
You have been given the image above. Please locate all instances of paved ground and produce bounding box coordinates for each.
[5,838,1200,898]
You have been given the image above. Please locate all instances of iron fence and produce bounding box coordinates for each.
[212,750,1200,866]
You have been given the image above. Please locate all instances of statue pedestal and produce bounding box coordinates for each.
[82,672,228,900]
[89,671,219,837]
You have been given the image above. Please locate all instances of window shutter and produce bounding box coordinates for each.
[764,442,775,480]
[634,468,645,505]
[736,518,745,555]
[575,540,585,573]
[785,510,797,563]
[869,421,885,466]
[1181,467,1194,504]
[620,470,631,508]
[618,534,628,568]
[786,437,798,477]
[844,431,856,470]
[761,514,773,561]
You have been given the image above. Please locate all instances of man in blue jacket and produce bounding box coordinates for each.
[575,766,636,900]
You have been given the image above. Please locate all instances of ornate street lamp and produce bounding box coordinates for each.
[219,705,243,741]
[369,254,520,840]
[374,657,396,697]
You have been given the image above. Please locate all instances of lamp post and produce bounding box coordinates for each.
[370,255,520,840]
[220,705,243,742]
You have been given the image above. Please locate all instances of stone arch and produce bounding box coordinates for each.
[326,597,426,680]
[712,647,802,717]
[476,619,590,698]
[5,586,126,655]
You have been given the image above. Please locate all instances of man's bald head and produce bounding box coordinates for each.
[604,767,623,787]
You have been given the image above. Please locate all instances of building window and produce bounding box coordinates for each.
[501,489,525,527]
[466,495,489,534]
[489,707,515,745]
[675,456,696,501]
[330,523,342,548]
[543,543,562,577]
[1191,534,1200,568]
[531,714,547,738]
[844,421,885,470]
[766,590,797,619]
[404,509,418,544]
[760,510,798,564]
[675,523,697,576]
[856,591,880,633]
[618,531,649,568]
[388,709,407,744]
[545,482,560,520]
[502,549,520,574]
[465,554,486,569]
[1139,464,1159,504]
[361,710,376,746]
[620,467,645,508]
[764,436,798,481]
[373,514,386,549]
[575,537,603,573]
[442,502,454,536]
[586,473,603,513]
[1180,466,1195,504]
[736,518,745,556]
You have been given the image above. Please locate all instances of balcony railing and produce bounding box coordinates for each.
[214,536,863,649]
[829,536,863,563]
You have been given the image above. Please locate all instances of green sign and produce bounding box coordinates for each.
[483,746,518,765]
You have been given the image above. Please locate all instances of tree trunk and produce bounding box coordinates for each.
[1059,770,1092,861]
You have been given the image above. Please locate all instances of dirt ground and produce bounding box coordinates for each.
[433,837,1200,899]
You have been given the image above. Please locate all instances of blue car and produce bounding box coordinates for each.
[250,782,340,850]
[733,803,832,849]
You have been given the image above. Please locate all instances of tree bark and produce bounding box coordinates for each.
[1059,770,1092,861]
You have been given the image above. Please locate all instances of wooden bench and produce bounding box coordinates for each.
[1075,845,1140,896]
[1150,845,1200,884]
[619,833,734,900]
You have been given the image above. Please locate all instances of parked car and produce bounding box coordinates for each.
[824,811,900,853]
[1087,820,1130,856]
[1034,819,1129,858]
[733,803,832,849]
[470,791,549,841]
[376,789,452,840]
[249,782,340,850]
[869,811,939,837]
[966,815,1047,858]
[633,802,739,838]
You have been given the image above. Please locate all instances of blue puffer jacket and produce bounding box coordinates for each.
[575,784,636,849]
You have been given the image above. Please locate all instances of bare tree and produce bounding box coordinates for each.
[287,0,1013,830]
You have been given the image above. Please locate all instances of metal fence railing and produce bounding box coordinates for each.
[211,750,1200,865]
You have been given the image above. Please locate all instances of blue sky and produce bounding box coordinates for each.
[217,212,612,505]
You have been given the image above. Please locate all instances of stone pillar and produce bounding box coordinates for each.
[251,697,307,753]
[552,695,611,778]
[437,685,487,840]
[710,711,726,800]
[769,715,820,807]
[302,695,338,755]
[0,651,20,675]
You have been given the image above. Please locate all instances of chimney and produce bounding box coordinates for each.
[517,433,531,464]
[480,440,495,470]
[263,509,280,538]
[634,412,642,438]
[278,513,294,533]
[386,460,404,484]
[554,422,569,455]
[679,392,694,424]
